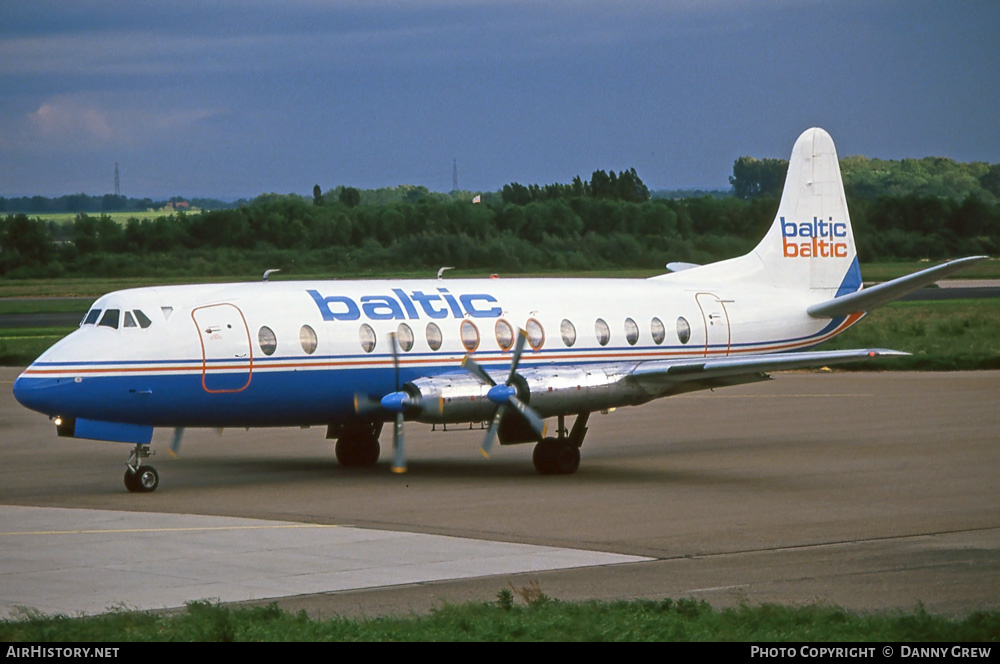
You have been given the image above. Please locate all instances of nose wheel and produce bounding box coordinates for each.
[124,444,159,493]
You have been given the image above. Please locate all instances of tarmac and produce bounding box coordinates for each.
[1,368,998,618]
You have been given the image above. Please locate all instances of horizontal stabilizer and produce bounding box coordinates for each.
[630,348,908,387]
[807,256,987,318]
[666,262,701,272]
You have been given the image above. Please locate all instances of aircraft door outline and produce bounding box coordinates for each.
[192,303,253,393]
[695,292,731,358]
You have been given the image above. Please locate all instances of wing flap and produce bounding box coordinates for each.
[628,348,907,395]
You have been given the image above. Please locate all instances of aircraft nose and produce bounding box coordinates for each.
[12,369,62,417]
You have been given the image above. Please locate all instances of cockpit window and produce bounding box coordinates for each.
[83,309,101,326]
[123,311,137,328]
[134,310,152,328]
[99,309,120,329]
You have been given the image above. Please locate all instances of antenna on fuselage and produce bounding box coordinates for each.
[437,266,454,280]
[262,269,280,282]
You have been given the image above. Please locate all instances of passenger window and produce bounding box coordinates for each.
[650,317,665,345]
[677,317,691,344]
[134,310,152,328]
[300,325,318,354]
[460,320,480,352]
[426,322,442,351]
[495,319,514,351]
[99,309,120,329]
[123,311,137,328]
[595,318,610,346]
[526,318,544,350]
[258,326,277,356]
[560,319,576,347]
[624,318,639,346]
[359,324,376,353]
[397,323,414,352]
[83,309,101,326]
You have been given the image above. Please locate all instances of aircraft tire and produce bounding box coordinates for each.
[124,468,140,492]
[533,438,580,476]
[336,436,380,467]
[124,465,159,493]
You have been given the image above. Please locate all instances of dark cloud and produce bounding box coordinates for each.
[1,0,998,198]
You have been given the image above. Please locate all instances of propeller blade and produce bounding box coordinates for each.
[480,404,506,458]
[168,427,185,458]
[389,332,400,390]
[392,412,406,473]
[507,328,528,383]
[461,355,496,386]
[507,395,547,439]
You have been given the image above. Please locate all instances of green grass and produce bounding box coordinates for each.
[822,299,1000,370]
[25,209,201,225]
[861,259,1000,282]
[0,327,75,366]
[1,598,996,642]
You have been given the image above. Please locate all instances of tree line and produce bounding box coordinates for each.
[1,157,997,279]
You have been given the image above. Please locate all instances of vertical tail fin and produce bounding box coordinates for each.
[751,127,861,296]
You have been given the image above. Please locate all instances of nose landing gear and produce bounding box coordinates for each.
[124,444,159,493]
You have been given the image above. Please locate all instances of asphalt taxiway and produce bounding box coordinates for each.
[1,367,997,618]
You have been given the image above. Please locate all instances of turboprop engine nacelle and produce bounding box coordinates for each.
[403,373,496,424]
[401,364,653,425]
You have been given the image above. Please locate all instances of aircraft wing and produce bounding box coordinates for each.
[807,256,987,318]
[627,348,907,397]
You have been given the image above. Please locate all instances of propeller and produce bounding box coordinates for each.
[462,329,546,458]
[387,333,406,473]
[352,333,412,473]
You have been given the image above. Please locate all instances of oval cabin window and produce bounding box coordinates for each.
[560,319,576,347]
[396,323,414,352]
[258,326,277,356]
[300,325,318,354]
[495,319,514,351]
[650,317,665,345]
[624,318,639,346]
[359,324,376,353]
[526,318,545,350]
[595,318,610,346]
[677,317,691,345]
[426,322,442,351]
[460,320,480,352]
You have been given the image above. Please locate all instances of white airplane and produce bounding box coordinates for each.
[13,128,985,492]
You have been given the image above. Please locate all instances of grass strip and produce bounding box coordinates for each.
[2,598,997,642]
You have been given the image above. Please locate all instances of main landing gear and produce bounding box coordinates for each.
[331,421,383,468]
[335,435,381,467]
[532,412,589,475]
[124,443,159,493]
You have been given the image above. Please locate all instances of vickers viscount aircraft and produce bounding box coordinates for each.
[13,128,985,492]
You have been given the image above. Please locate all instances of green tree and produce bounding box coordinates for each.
[339,187,361,208]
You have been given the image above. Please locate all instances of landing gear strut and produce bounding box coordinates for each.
[532,413,589,475]
[124,444,159,493]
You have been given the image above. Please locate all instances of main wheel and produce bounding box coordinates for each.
[533,438,581,475]
[336,436,380,467]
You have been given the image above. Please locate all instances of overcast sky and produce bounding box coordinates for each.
[1,0,998,199]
